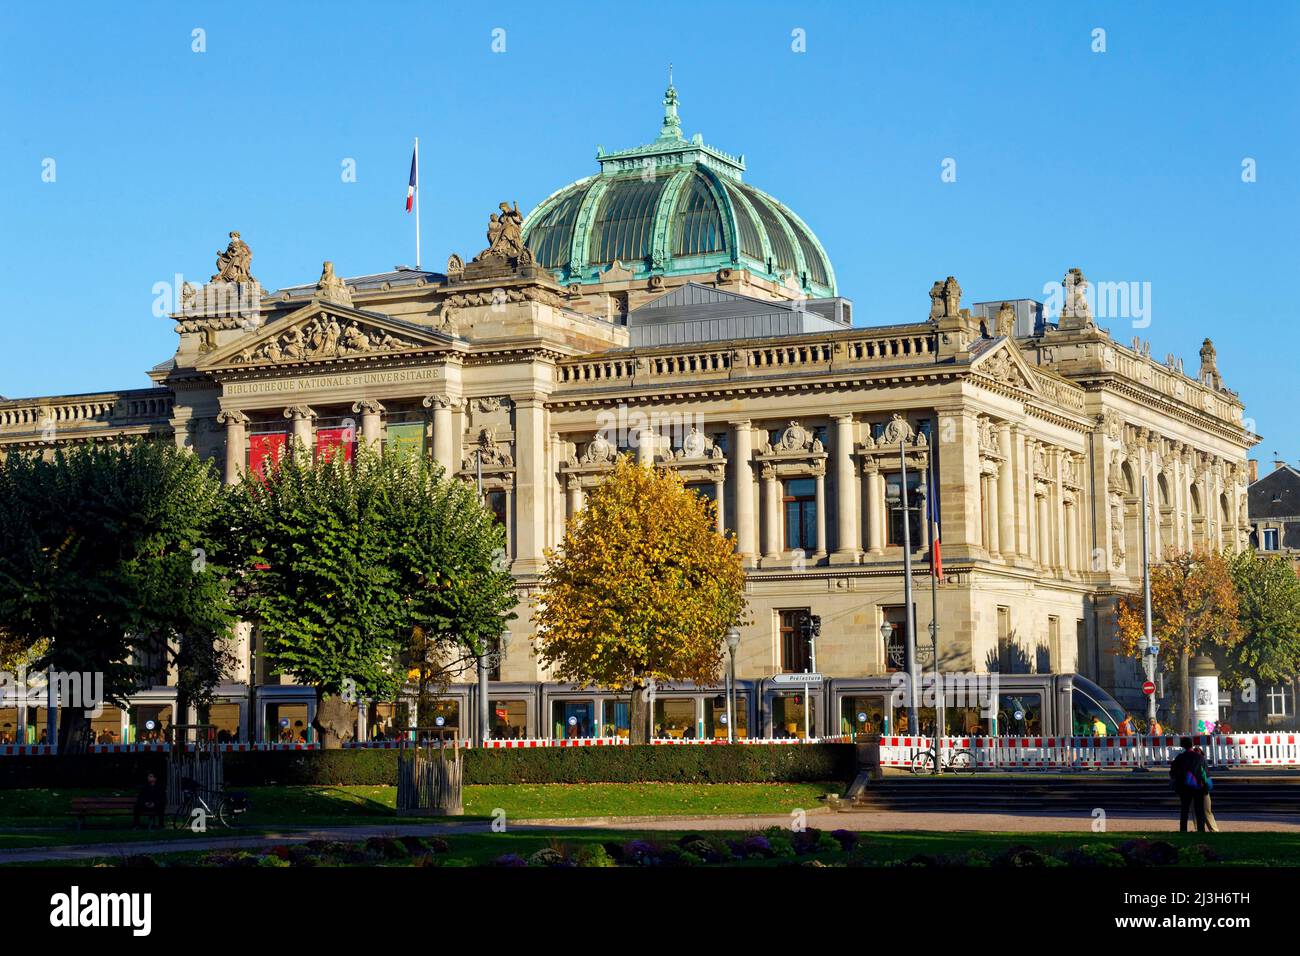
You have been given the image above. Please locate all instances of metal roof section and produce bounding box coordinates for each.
[626,282,850,347]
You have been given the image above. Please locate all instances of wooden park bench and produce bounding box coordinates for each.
[68,796,144,830]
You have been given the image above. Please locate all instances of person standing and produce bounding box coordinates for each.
[1169,736,1209,832]
[1192,744,1220,831]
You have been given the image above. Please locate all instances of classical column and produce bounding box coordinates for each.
[422,393,458,472]
[713,473,725,535]
[283,405,315,458]
[1036,493,1050,569]
[351,400,384,450]
[986,470,1001,555]
[1064,500,1077,574]
[997,425,1016,559]
[513,397,547,575]
[813,467,827,558]
[730,421,756,562]
[216,409,249,485]
[636,425,655,467]
[566,479,583,520]
[830,414,859,562]
[761,465,781,559]
[864,461,884,554]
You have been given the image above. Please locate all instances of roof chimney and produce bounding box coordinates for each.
[1249,459,1258,483]
[1274,451,1286,472]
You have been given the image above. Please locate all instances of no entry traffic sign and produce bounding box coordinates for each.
[1142,680,1156,696]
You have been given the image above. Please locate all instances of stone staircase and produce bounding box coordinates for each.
[843,772,1300,816]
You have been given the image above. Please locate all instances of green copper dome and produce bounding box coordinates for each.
[522,83,836,297]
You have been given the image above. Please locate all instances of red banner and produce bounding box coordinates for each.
[316,426,354,463]
[248,433,286,479]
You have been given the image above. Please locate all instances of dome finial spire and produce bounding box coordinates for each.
[659,65,683,142]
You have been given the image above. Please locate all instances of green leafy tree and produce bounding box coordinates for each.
[1226,549,1300,701]
[224,445,515,746]
[533,457,747,743]
[0,441,234,752]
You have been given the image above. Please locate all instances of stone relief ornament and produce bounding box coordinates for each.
[314,260,353,307]
[676,426,723,460]
[446,253,465,276]
[863,413,925,449]
[982,349,1027,389]
[233,315,418,364]
[581,432,617,465]
[1107,450,1127,494]
[476,396,510,414]
[763,421,824,456]
[976,415,998,455]
[462,427,513,470]
[212,231,255,284]
[1109,494,1127,568]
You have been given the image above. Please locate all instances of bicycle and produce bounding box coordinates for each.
[910,745,975,775]
[171,777,250,830]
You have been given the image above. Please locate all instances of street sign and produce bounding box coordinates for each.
[1142,680,1156,696]
[771,673,823,686]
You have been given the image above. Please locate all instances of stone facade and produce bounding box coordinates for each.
[0,99,1259,741]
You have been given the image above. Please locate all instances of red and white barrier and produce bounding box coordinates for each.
[877,733,1300,770]
[0,744,54,756]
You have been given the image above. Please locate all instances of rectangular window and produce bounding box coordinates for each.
[773,693,817,739]
[783,478,817,552]
[881,606,911,673]
[602,698,630,738]
[654,698,697,739]
[1263,529,1280,551]
[997,693,1042,734]
[490,700,528,739]
[779,609,812,673]
[1267,685,1290,718]
[996,606,1013,673]
[705,693,748,738]
[552,699,594,739]
[886,471,923,549]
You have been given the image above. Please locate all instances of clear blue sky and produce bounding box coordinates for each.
[2,2,1296,463]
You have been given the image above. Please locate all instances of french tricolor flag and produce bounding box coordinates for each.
[405,142,418,212]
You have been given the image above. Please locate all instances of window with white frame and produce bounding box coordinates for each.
[1267,685,1290,718]
[1263,528,1280,551]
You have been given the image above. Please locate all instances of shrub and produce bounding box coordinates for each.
[574,844,616,868]
[0,744,857,791]
[1061,843,1127,868]
[256,854,290,867]
[740,834,773,858]
[830,829,859,852]
[493,853,527,867]
[527,847,569,867]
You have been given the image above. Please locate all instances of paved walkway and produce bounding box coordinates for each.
[1,807,1296,863]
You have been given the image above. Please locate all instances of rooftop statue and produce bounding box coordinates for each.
[212,231,255,284]
[478,201,525,260]
[996,301,1016,338]
[1061,267,1094,328]
[314,260,352,306]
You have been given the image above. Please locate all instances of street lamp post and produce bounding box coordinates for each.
[725,627,740,743]
[885,443,919,734]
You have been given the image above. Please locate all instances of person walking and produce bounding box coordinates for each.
[1169,736,1209,832]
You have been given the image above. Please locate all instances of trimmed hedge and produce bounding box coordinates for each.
[0,745,857,790]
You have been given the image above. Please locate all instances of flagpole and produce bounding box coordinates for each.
[414,137,421,270]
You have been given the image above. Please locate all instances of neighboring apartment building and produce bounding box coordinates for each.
[0,84,1259,744]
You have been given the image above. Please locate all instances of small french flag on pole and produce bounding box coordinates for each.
[406,143,418,212]
[930,464,943,581]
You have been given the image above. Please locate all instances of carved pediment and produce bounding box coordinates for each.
[197,301,453,371]
[971,341,1038,394]
[761,421,824,457]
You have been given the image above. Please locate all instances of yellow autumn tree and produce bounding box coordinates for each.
[1115,550,1243,731]
[533,456,747,743]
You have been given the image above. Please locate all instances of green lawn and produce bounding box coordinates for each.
[0,782,837,849]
